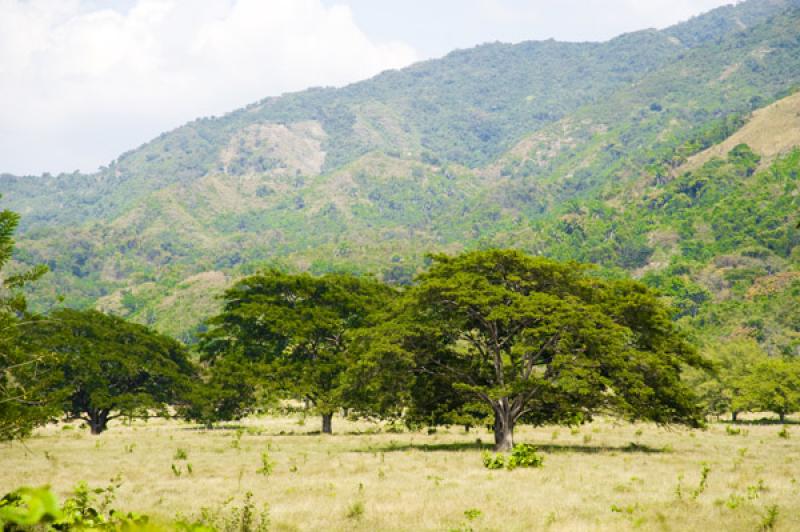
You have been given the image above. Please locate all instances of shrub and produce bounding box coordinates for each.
[507,444,545,470]
[482,444,544,470]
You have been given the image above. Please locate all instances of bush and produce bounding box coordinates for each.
[482,444,544,470]
[507,444,545,470]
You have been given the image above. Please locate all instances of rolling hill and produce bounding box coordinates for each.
[1,0,800,346]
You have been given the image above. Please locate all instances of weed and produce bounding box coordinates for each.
[778,426,790,439]
[747,480,767,500]
[690,464,711,500]
[464,508,482,520]
[257,452,275,476]
[194,491,270,532]
[346,500,364,520]
[760,504,779,530]
[726,425,742,436]
[171,464,182,477]
[174,448,188,460]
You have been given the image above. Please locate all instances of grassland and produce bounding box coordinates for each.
[2,414,798,531]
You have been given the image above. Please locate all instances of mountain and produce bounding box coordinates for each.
[2,0,800,345]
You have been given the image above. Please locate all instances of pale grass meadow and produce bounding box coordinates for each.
[1,413,798,531]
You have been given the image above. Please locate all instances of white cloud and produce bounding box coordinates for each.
[0,0,417,175]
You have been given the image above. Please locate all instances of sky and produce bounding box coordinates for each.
[0,0,737,176]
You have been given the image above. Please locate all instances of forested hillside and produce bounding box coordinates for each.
[1,0,800,345]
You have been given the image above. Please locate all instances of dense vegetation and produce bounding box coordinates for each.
[1,0,800,346]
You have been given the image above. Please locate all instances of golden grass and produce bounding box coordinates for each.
[2,414,799,531]
[682,90,800,171]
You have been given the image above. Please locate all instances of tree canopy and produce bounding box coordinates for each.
[199,270,394,433]
[28,309,196,434]
[353,249,708,450]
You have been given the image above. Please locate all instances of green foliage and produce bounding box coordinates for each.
[0,480,157,531]
[3,1,800,345]
[200,270,394,432]
[506,444,545,470]
[481,451,506,470]
[256,452,275,477]
[358,249,705,451]
[0,200,51,441]
[483,444,544,470]
[26,309,196,434]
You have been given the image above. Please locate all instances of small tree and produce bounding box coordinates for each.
[29,309,196,434]
[689,340,766,421]
[357,250,706,451]
[735,358,800,422]
[202,270,394,434]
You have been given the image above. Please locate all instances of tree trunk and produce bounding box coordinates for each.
[731,411,738,422]
[321,412,333,434]
[87,409,110,434]
[493,408,514,452]
[779,412,786,423]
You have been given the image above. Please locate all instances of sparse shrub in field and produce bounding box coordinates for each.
[747,480,767,500]
[691,464,711,500]
[346,500,364,520]
[231,428,245,449]
[482,444,543,470]
[191,491,270,532]
[760,504,779,530]
[723,493,744,509]
[726,425,742,436]
[257,452,275,476]
[463,508,482,520]
[482,451,506,470]
[172,464,183,477]
[507,444,544,469]
[778,426,790,439]
[174,448,188,460]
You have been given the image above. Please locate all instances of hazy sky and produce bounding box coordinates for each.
[0,0,737,175]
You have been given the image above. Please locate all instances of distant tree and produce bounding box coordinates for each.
[689,340,766,421]
[29,309,196,434]
[734,358,800,422]
[355,250,707,451]
[201,270,394,434]
[0,203,51,441]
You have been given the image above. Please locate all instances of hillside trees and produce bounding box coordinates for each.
[735,358,800,422]
[0,202,51,441]
[200,270,394,433]
[28,309,196,434]
[353,250,707,451]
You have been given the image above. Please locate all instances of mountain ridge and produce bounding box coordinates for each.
[2,0,800,345]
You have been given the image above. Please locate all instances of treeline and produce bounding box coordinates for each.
[4,194,800,455]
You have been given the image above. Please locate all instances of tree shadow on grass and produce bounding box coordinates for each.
[354,441,667,454]
[722,418,800,426]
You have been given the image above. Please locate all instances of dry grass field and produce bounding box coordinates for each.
[2,414,799,531]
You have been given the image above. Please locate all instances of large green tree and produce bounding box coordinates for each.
[201,270,394,433]
[29,309,196,434]
[356,250,707,451]
[0,203,50,441]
